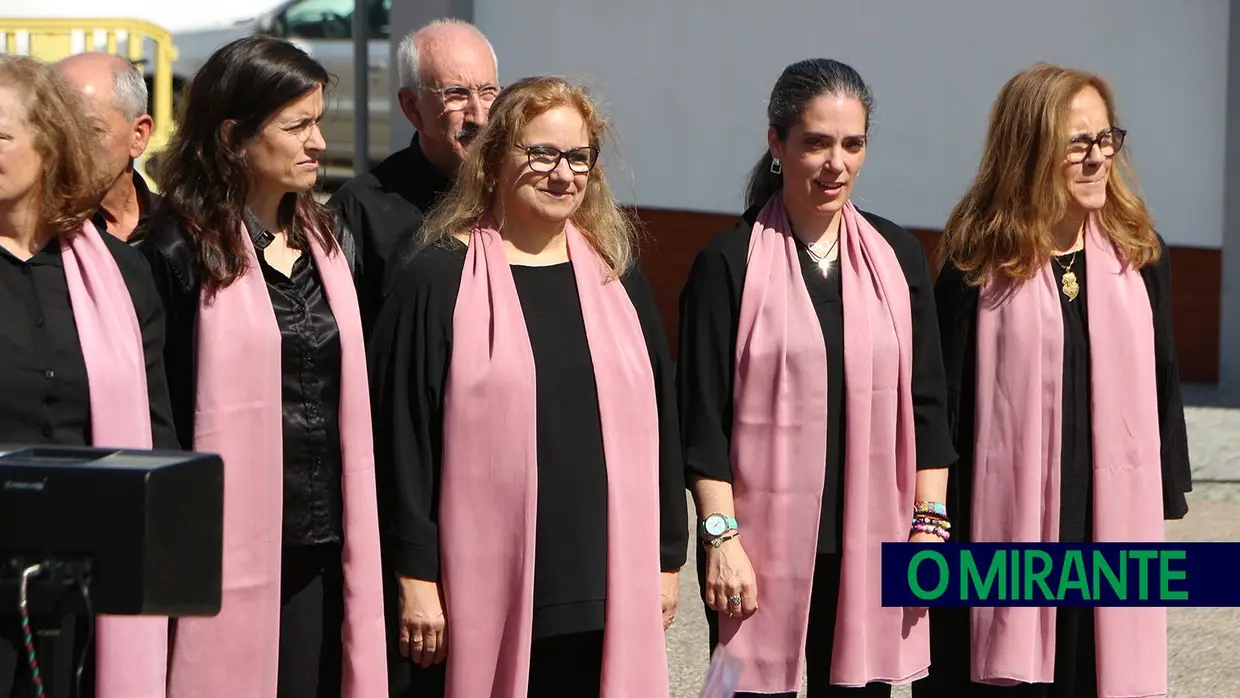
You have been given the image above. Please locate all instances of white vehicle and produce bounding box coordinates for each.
[168,0,393,170]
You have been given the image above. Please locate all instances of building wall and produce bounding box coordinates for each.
[392,0,1232,382]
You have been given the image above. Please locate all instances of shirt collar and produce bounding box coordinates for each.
[91,169,161,243]
[241,208,278,251]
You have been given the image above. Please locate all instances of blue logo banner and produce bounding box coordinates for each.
[880,543,1240,607]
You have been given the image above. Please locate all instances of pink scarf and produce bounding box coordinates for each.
[61,221,170,698]
[720,196,927,692]
[163,223,388,698]
[437,219,668,698]
[971,216,1166,697]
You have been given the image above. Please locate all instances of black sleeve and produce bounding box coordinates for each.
[675,241,741,484]
[622,264,689,572]
[932,262,979,534]
[904,245,959,470]
[1143,235,1193,520]
[137,228,199,451]
[327,187,372,316]
[108,239,179,451]
[367,250,459,581]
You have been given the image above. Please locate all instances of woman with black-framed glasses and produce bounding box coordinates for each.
[368,75,687,698]
[913,63,1192,698]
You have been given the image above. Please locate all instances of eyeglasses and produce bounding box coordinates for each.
[1066,127,1126,164]
[517,145,600,174]
[424,84,501,112]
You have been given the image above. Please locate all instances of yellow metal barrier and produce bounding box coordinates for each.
[0,18,179,188]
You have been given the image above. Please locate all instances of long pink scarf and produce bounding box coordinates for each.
[437,219,668,698]
[721,196,926,692]
[970,216,1166,697]
[61,221,170,698]
[163,223,387,697]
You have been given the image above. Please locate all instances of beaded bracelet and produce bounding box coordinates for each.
[913,516,951,530]
[914,500,947,517]
[911,523,951,541]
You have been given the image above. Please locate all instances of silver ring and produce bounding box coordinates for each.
[728,595,742,607]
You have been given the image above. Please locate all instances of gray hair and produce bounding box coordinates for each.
[397,18,498,92]
[112,60,148,121]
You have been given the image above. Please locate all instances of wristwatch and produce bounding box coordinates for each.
[699,513,738,538]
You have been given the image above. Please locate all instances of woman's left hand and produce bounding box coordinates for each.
[660,571,680,631]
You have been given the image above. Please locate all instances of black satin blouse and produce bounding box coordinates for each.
[138,210,346,546]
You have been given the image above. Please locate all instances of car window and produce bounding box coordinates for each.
[284,0,390,40]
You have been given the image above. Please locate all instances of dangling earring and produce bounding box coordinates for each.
[769,158,782,175]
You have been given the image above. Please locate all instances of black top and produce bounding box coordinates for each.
[137,211,347,546]
[934,234,1193,543]
[91,169,162,246]
[327,134,451,331]
[369,239,689,639]
[0,233,177,450]
[676,206,958,554]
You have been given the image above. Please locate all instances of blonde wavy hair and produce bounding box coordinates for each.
[416,75,641,277]
[0,55,106,235]
[938,63,1158,285]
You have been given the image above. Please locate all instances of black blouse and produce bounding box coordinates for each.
[676,206,958,554]
[0,234,177,450]
[934,234,1193,542]
[368,239,689,639]
[137,212,347,546]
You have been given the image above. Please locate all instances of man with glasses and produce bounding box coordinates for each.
[328,17,499,332]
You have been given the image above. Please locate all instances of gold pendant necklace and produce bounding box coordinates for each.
[1055,251,1080,301]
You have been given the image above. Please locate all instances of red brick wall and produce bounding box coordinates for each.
[632,207,1221,383]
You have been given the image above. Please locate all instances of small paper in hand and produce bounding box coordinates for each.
[699,646,744,698]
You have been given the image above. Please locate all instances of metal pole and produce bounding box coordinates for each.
[352,0,370,176]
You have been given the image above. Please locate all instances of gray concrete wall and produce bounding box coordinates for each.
[388,0,475,152]
[1223,0,1240,392]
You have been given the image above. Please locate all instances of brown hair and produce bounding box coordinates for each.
[415,76,642,277]
[157,37,336,292]
[0,55,105,235]
[938,63,1158,285]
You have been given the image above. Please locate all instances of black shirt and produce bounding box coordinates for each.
[138,212,347,546]
[676,206,958,554]
[0,233,177,450]
[934,234,1193,541]
[91,169,162,246]
[368,240,689,639]
[328,134,451,332]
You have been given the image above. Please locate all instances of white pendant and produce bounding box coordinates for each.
[817,256,833,278]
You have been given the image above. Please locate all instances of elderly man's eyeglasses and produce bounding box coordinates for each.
[1066,127,1126,164]
[518,145,600,174]
[425,84,501,112]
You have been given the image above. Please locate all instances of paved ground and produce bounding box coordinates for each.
[665,385,1240,698]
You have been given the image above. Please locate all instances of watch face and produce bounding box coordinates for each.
[705,515,727,536]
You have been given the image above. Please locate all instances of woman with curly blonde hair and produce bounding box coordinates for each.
[915,63,1193,698]
[0,54,176,698]
[370,76,686,698]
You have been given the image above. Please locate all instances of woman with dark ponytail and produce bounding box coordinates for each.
[677,58,957,697]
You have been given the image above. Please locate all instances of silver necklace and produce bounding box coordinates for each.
[805,235,840,277]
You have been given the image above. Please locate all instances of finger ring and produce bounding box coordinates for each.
[728,595,742,606]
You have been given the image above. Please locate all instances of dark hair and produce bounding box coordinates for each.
[157,36,335,291]
[744,58,875,210]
